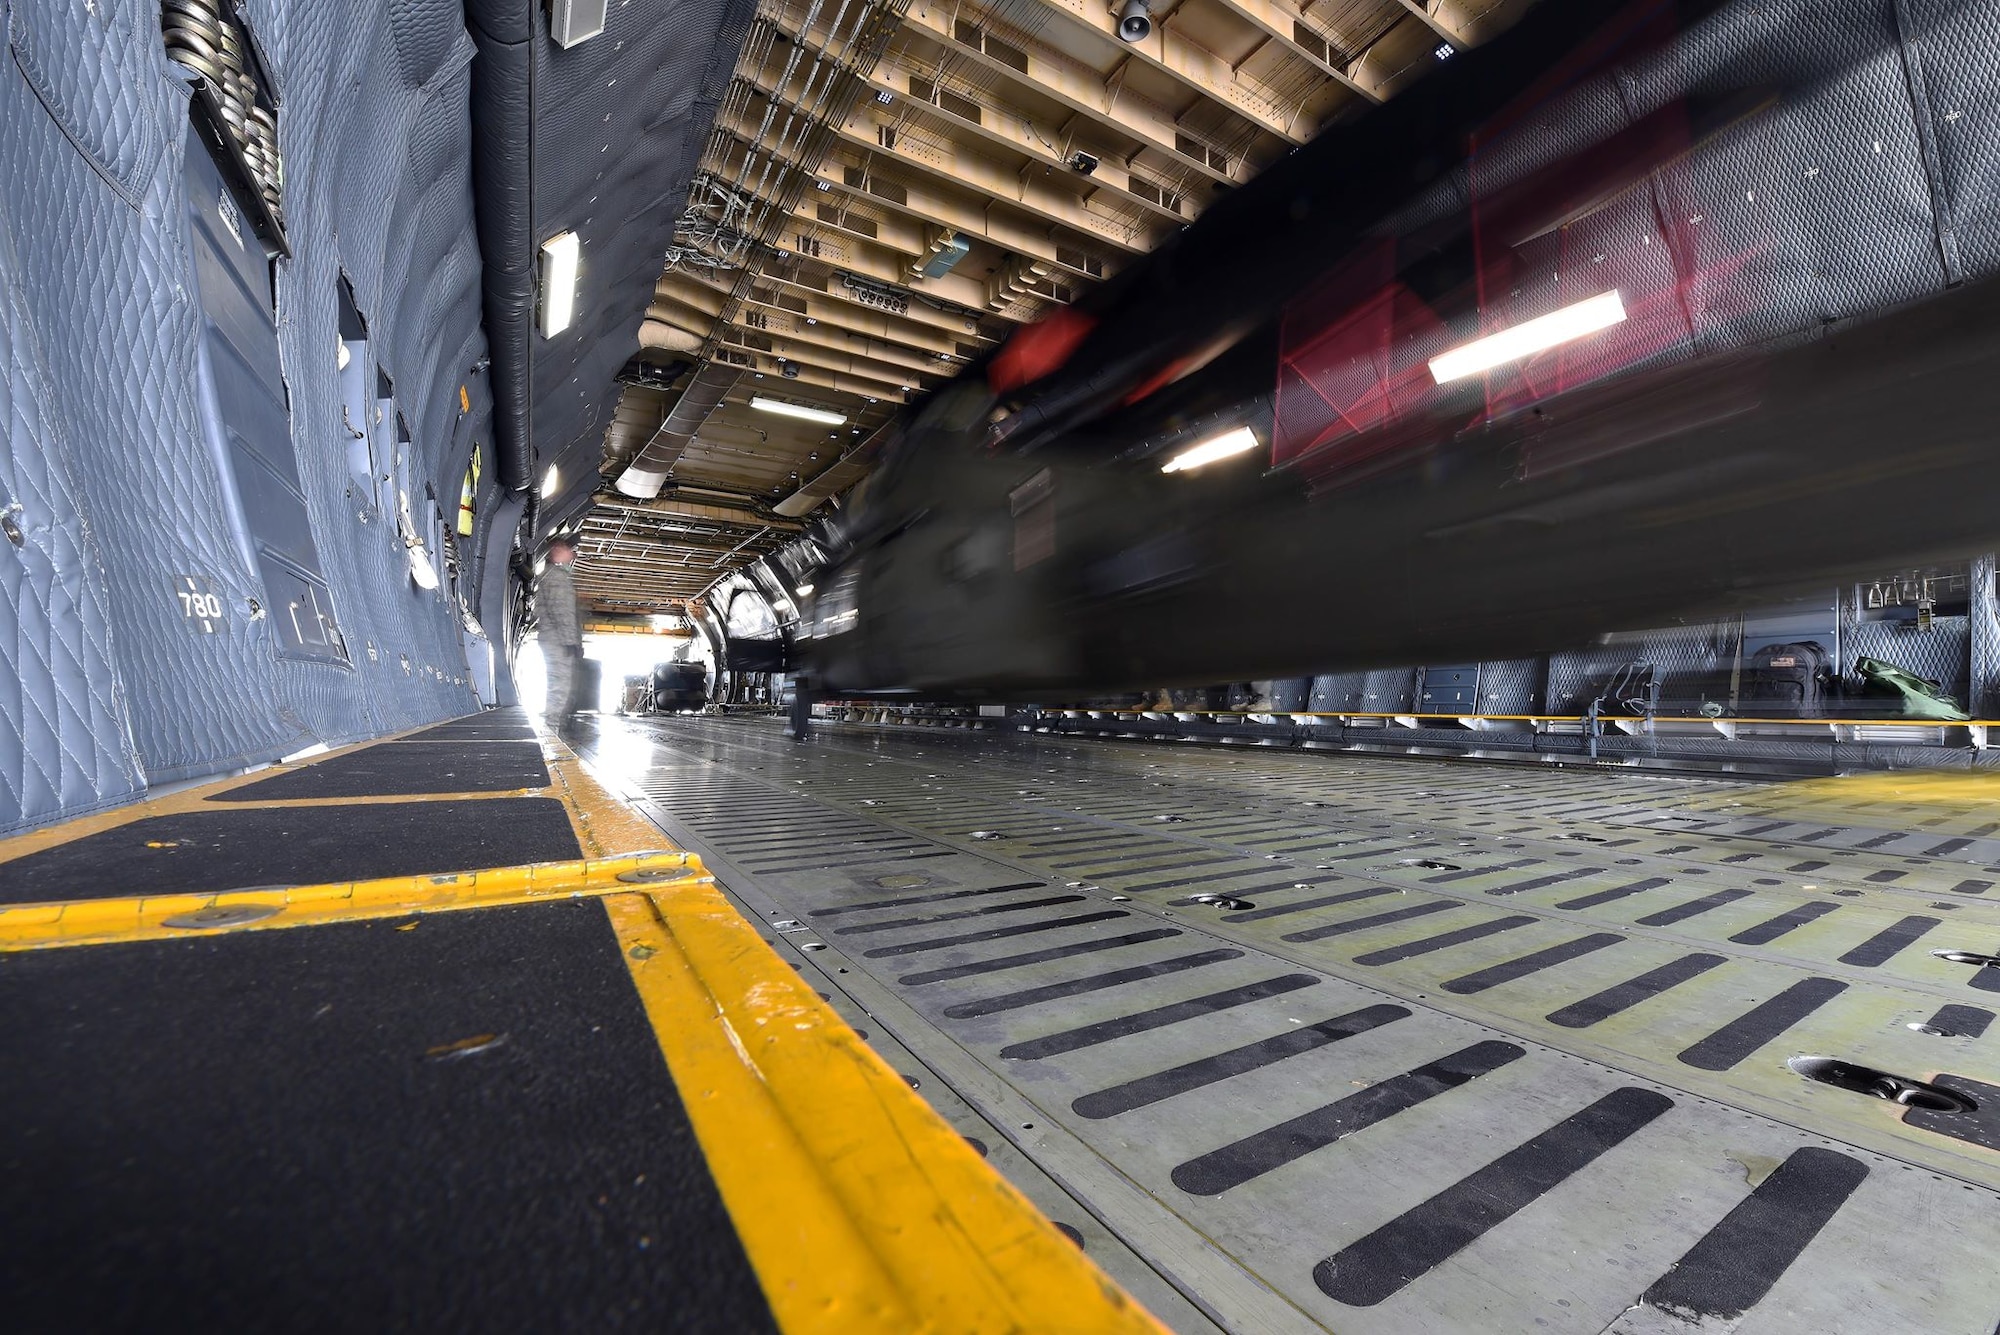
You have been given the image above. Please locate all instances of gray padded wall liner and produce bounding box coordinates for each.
[0,0,506,831]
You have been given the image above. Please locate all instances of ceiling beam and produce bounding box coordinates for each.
[863,49,1202,227]
[652,277,953,382]
[1397,0,1470,45]
[589,490,807,531]
[715,122,1119,289]
[1203,0,1381,117]
[734,76,1159,254]
[896,6,1260,189]
[1013,0,1309,145]
[814,147,1117,283]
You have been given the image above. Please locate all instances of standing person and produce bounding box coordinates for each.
[538,538,584,734]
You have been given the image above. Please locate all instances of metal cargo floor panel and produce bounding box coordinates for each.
[578,714,2000,1335]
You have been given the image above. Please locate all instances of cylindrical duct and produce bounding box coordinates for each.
[615,361,740,498]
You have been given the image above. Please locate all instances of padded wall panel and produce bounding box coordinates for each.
[0,211,144,835]
[0,0,495,829]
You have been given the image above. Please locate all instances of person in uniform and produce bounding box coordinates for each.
[538,538,584,733]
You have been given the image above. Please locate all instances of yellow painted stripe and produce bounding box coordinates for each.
[607,886,1171,1335]
[544,740,678,857]
[0,851,704,952]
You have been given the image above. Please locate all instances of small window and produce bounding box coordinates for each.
[336,279,374,498]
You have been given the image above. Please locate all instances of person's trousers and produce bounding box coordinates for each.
[544,645,582,726]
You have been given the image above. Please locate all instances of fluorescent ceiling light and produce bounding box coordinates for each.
[1160,425,1260,474]
[750,396,847,426]
[539,231,580,338]
[1429,290,1626,384]
[795,583,815,596]
[541,462,560,497]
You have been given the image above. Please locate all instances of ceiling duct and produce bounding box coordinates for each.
[616,361,741,498]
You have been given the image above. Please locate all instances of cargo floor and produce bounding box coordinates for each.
[577,712,2000,1335]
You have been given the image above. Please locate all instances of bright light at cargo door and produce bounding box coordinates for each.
[541,462,560,497]
[539,231,580,337]
[1161,425,1260,474]
[1429,290,1627,384]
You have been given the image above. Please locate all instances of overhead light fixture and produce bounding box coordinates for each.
[795,583,815,596]
[1428,290,1626,384]
[541,462,561,497]
[751,396,847,426]
[539,231,580,337]
[1434,42,1455,59]
[1160,425,1259,474]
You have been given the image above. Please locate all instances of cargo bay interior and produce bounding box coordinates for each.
[6,0,2000,1332]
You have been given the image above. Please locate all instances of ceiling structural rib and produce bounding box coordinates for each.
[591,491,808,531]
[574,0,1535,612]
[894,7,1248,189]
[1014,0,1311,144]
[729,73,1160,254]
[811,148,1125,281]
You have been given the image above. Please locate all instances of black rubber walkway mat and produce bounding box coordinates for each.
[210,741,551,801]
[0,900,778,1335]
[0,798,581,903]
[400,719,540,743]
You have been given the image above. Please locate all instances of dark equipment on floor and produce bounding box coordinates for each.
[649,661,710,713]
[1855,655,1971,721]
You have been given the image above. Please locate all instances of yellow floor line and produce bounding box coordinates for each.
[544,739,677,856]
[605,886,1170,1335]
[0,851,702,951]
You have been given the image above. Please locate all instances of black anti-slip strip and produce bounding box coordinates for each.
[1313,1086,1673,1308]
[862,910,1129,959]
[0,799,582,903]
[1557,877,1671,910]
[1001,975,1320,1061]
[1637,889,1753,926]
[0,902,776,1333]
[942,949,1244,1018]
[1484,869,1603,897]
[831,895,1085,935]
[1837,915,1941,967]
[1950,879,1993,895]
[1443,933,1625,995]
[1072,1005,1407,1120]
[1121,868,1283,895]
[812,882,1048,917]
[1635,1148,1868,1320]
[1926,1003,1994,1038]
[1420,858,1540,885]
[211,742,550,800]
[1547,954,1729,1029]
[1282,900,1463,943]
[899,928,1182,985]
[1227,886,1395,922]
[1173,1040,1525,1196]
[1678,978,1848,1070]
[1351,915,1537,966]
[1730,901,1839,945]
